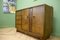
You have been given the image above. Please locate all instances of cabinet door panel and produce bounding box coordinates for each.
[21,9,29,31]
[32,6,44,36]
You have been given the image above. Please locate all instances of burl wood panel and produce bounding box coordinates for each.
[21,9,30,31]
[32,6,44,37]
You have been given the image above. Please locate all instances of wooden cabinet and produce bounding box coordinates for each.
[16,4,53,40]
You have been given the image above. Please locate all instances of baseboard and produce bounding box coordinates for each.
[0,27,16,35]
[0,26,15,28]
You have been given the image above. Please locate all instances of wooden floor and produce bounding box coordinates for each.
[0,28,60,40]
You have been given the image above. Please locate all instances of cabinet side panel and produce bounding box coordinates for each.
[44,5,53,39]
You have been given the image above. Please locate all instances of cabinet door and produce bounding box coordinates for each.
[21,9,29,31]
[32,6,44,36]
[16,11,22,31]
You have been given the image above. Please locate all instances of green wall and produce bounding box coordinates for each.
[0,0,15,28]
[17,0,60,36]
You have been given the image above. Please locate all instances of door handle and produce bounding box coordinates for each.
[33,16,35,18]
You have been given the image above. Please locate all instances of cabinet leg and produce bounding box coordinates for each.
[40,38,46,40]
[40,39,46,40]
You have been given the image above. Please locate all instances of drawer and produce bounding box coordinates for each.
[16,25,22,31]
[16,11,22,16]
[22,24,29,31]
[16,16,21,19]
[16,21,21,25]
[16,17,21,20]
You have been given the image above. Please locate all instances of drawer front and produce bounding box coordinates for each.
[16,25,21,31]
[22,24,29,31]
[16,21,21,25]
[16,16,21,20]
[16,11,22,16]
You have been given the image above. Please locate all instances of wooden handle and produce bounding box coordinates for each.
[33,16,35,18]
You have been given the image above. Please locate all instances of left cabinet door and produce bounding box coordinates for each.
[16,10,22,31]
[21,9,30,32]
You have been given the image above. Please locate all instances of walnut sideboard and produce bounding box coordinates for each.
[16,4,53,40]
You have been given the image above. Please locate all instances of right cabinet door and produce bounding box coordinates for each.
[32,6,45,36]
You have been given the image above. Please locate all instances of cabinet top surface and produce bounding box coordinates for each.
[16,4,52,12]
